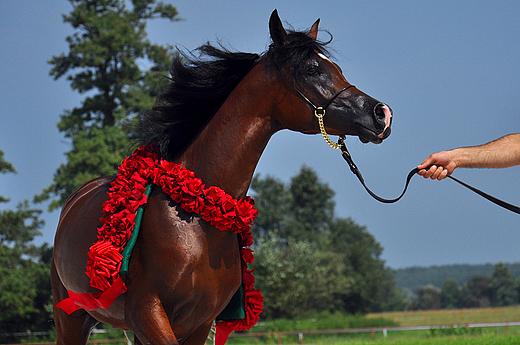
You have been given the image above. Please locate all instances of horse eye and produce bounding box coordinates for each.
[306,67,320,76]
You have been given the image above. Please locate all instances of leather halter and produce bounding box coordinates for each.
[270,50,355,149]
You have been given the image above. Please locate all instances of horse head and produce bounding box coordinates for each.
[267,9,392,144]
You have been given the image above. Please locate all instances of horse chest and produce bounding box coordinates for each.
[133,199,243,310]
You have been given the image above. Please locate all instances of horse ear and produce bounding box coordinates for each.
[269,9,287,46]
[308,18,320,40]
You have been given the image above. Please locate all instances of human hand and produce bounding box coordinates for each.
[417,150,458,180]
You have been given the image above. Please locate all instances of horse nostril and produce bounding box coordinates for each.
[374,103,392,129]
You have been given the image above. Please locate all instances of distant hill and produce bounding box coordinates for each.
[395,263,520,294]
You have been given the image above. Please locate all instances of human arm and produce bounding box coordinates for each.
[417,133,520,180]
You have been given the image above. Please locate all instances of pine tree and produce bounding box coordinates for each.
[36,0,180,210]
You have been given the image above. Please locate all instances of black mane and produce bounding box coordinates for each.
[138,44,259,160]
[138,30,331,160]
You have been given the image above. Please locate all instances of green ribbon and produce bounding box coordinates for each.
[120,183,153,275]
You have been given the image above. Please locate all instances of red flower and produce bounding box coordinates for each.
[179,177,205,214]
[236,288,264,331]
[241,248,255,265]
[100,209,135,246]
[204,186,226,205]
[201,203,225,226]
[221,195,237,219]
[181,177,204,197]
[242,269,256,287]
[239,230,253,247]
[86,240,123,291]
[236,199,257,224]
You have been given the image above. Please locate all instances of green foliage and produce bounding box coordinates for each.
[460,275,491,308]
[38,0,179,210]
[440,279,462,309]
[489,263,518,307]
[0,150,16,203]
[254,235,350,319]
[251,165,335,245]
[287,166,335,241]
[251,166,407,318]
[411,285,441,310]
[403,263,520,311]
[394,263,520,295]
[0,150,16,175]
[250,175,291,243]
[0,153,51,342]
[429,325,482,337]
[246,311,398,333]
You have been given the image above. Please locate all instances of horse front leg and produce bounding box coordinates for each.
[126,293,179,345]
[180,323,213,345]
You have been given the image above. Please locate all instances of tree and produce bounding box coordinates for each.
[250,166,405,317]
[36,0,180,210]
[411,285,441,310]
[249,175,291,244]
[0,150,16,203]
[460,275,491,308]
[253,235,350,319]
[328,217,399,313]
[489,262,518,307]
[440,278,461,309]
[251,165,336,245]
[0,151,50,341]
[287,165,335,242]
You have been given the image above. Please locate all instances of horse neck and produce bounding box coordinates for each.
[178,61,280,199]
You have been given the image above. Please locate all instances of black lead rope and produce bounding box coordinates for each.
[338,138,520,214]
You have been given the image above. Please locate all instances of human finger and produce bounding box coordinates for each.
[418,165,437,178]
[436,168,449,181]
[430,166,445,180]
[417,157,434,170]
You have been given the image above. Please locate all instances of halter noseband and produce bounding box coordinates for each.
[270,52,355,150]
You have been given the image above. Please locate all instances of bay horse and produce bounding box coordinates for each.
[52,10,392,345]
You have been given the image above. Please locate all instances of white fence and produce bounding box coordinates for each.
[3,321,520,345]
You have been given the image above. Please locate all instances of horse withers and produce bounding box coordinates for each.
[52,10,392,345]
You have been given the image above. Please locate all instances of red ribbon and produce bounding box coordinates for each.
[55,275,127,314]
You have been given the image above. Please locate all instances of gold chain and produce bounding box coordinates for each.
[315,107,341,150]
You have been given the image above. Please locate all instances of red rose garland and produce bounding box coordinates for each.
[55,145,263,344]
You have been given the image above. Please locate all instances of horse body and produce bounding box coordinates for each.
[52,10,392,345]
[53,177,243,343]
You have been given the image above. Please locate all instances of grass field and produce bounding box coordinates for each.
[367,305,520,326]
[224,306,520,344]
[14,307,520,344]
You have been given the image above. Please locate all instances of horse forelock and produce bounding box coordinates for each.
[267,29,333,78]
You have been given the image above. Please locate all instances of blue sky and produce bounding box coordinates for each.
[1,1,519,269]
